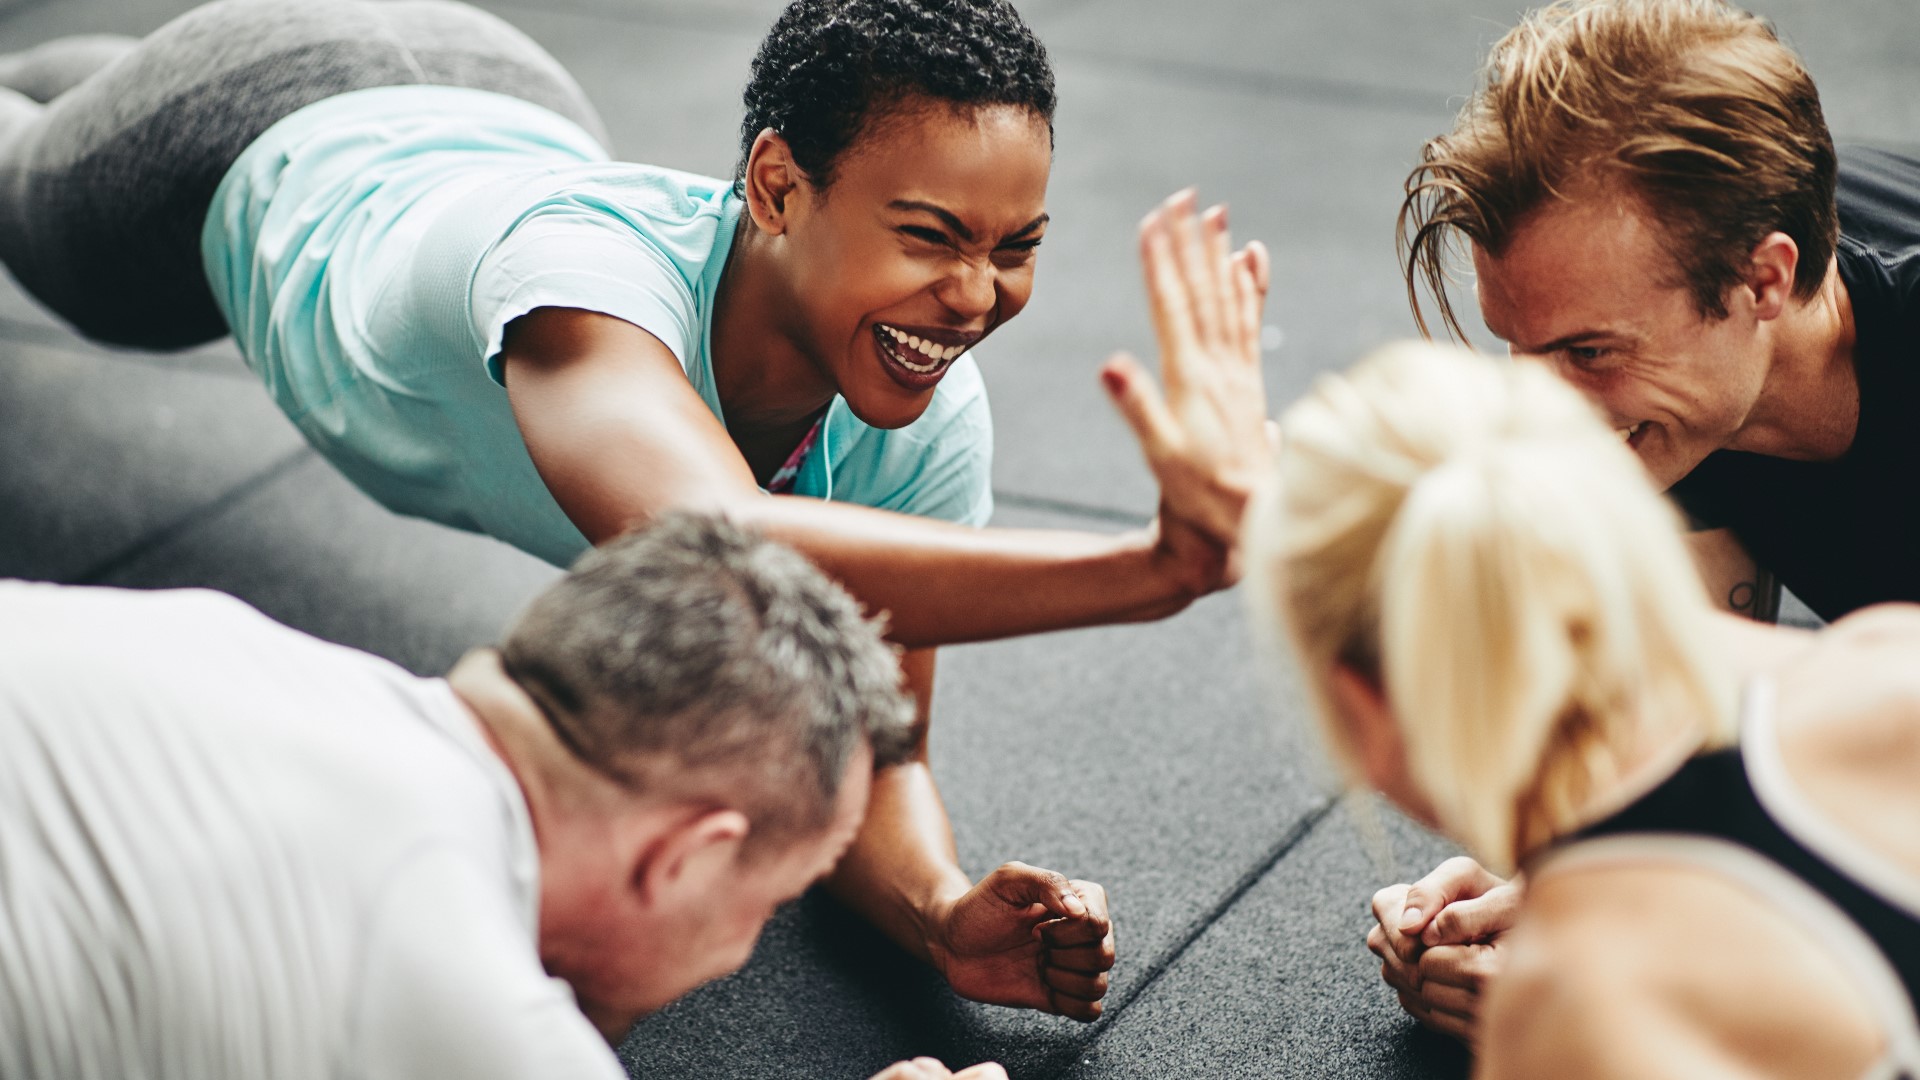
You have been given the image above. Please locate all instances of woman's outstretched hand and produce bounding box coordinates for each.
[1104,190,1274,571]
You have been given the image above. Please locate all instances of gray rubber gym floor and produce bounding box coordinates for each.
[0,0,1904,1076]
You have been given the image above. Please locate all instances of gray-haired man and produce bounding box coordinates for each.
[0,515,1003,1080]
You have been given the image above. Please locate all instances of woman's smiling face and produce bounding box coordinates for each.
[752,100,1053,430]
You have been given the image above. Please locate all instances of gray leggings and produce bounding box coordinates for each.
[0,0,608,350]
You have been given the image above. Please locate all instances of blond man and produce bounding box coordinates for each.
[1374,0,1920,1044]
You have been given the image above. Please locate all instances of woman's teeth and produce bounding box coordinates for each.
[879,324,965,372]
[1618,422,1646,443]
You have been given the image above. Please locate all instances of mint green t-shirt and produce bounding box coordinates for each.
[202,86,993,568]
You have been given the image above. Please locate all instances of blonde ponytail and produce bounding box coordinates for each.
[1248,343,1733,872]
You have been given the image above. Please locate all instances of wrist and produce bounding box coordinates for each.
[1139,516,1224,607]
[913,873,974,975]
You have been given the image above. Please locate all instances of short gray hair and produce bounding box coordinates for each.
[499,514,914,847]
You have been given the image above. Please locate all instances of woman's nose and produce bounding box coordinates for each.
[936,257,997,320]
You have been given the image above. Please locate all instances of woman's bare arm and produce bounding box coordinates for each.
[500,195,1268,648]
[500,306,1220,647]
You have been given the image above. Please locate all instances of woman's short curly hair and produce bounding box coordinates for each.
[736,0,1056,192]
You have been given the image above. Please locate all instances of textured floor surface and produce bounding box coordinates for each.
[0,0,1902,1076]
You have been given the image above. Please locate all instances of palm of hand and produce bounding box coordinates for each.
[1104,191,1275,552]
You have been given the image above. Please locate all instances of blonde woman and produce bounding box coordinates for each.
[1212,344,1920,1078]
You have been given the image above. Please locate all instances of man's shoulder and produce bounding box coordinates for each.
[1838,145,1920,315]
[1839,145,1920,253]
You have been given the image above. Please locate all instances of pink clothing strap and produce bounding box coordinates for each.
[765,417,823,494]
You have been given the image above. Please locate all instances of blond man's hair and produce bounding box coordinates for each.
[1246,344,1734,871]
[1400,0,1837,340]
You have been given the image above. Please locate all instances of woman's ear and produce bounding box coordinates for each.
[743,128,802,237]
[634,807,751,909]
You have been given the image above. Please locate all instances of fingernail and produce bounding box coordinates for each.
[1100,368,1125,396]
[1062,891,1087,916]
[1398,907,1423,931]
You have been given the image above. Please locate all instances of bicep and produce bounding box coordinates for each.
[354,850,625,1080]
[500,307,761,544]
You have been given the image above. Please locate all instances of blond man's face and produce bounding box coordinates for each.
[1472,191,1771,490]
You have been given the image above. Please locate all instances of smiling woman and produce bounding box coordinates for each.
[0,0,1272,1039]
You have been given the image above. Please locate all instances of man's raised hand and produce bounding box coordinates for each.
[1103,189,1274,554]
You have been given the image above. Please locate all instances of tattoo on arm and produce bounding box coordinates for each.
[1728,567,1782,623]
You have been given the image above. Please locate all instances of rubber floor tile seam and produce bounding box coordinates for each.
[68,447,314,586]
[1025,795,1342,1078]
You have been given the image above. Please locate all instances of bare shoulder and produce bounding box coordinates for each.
[1773,603,1920,876]
[1777,602,1920,770]
[1826,601,1920,639]
[1807,602,1920,683]
[1477,861,1881,1080]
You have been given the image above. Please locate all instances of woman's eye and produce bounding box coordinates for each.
[901,226,950,245]
[991,239,1043,265]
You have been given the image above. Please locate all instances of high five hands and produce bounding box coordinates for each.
[1104,189,1275,590]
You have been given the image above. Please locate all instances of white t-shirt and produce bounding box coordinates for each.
[0,582,623,1080]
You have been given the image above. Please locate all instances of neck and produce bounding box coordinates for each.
[445,652,625,962]
[447,650,563,834]
[1535,670,1737,866]
[1730,259,1859,461]
[709,219,839,441]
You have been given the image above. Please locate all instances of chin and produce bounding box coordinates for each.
[839,383,938,431]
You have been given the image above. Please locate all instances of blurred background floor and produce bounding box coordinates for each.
[0,0,1904,1075]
